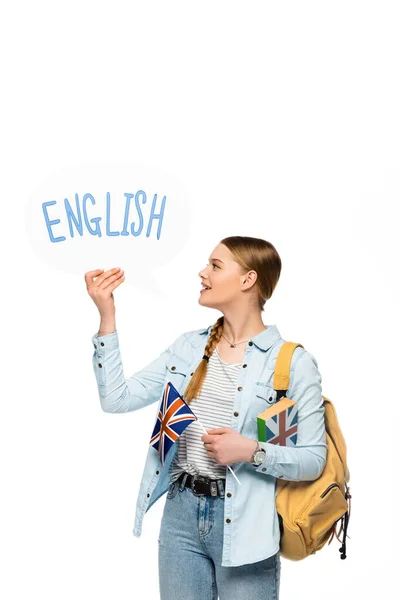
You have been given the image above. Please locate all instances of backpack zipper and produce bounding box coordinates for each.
[320,483,340,498]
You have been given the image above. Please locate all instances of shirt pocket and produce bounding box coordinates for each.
[255,382,277,404]
[250,382,278,420]
[165,354,191,395]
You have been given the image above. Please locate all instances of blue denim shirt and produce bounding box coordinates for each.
[91,324,327,567]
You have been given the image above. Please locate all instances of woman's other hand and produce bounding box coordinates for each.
[84,267,125,319]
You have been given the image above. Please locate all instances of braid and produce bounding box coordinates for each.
[204,316,224,360]
[183,316,224,406]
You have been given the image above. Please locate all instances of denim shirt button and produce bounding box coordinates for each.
[234,411,239,417]
[237,386,243,391]
[249,341,253,346]
[242,364,247,368]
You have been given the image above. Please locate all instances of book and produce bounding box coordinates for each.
[256,397,298,447]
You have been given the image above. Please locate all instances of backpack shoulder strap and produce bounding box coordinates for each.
[273,342,304,400]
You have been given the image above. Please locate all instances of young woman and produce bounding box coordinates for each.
[86,236,327,600]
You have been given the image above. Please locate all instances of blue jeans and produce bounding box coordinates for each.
[158,479,281,600]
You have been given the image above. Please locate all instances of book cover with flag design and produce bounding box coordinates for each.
[150,381,198,465]
[256,397,298,447]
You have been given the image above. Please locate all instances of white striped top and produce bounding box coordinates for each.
[168,346,242,482]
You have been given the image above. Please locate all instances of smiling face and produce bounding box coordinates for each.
[198,243,252,309]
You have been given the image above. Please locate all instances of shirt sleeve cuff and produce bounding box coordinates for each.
[91,330,119,351]
[251,441,283,478]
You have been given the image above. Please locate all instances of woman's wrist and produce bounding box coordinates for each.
[98,316,116,337]
[245,439,259,463]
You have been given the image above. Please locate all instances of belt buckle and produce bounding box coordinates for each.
[210,480,218,497]
[191,475,206,496]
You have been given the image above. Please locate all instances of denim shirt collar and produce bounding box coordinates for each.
[199,323,281,352]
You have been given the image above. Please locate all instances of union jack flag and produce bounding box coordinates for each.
[149,381,198,465]
[257,404,298,447]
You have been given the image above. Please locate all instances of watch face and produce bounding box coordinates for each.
[255,450,265,464]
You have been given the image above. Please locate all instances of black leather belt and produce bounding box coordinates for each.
[177,471,226,497]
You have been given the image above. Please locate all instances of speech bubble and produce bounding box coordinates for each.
[25,160,193,295]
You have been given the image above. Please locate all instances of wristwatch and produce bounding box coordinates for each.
[250,442,266,466]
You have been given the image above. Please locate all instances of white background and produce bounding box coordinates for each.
[1,1,399,598]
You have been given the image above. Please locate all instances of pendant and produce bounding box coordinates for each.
[230,343,236,348]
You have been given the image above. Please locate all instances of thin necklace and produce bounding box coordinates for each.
[220,333,249,348]
[221,326,268,348]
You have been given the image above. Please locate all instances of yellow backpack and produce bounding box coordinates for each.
[273,342,352,560]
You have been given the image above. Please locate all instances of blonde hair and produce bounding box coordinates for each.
[183,236,281,405]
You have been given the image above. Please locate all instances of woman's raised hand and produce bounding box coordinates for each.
[84,267,125,318]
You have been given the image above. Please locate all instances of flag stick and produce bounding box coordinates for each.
[196,419,241,486]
